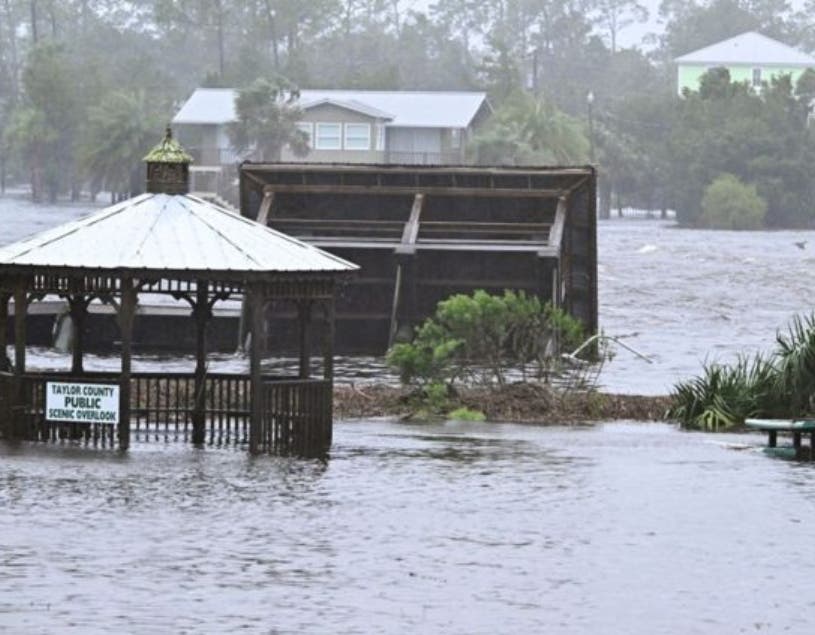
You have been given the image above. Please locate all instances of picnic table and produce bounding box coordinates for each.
[745,419,815,459]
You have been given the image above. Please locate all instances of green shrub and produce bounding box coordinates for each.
[669,312,815,430]
[447,407,486,422]
[699,174,767,230]
[386,289,585,390]
[669,355,776,431]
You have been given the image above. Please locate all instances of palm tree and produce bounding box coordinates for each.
[471,92,590,166]
[80,90,165,201]
[228,77,308,162]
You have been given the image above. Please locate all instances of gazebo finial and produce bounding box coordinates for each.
[143,126,194,195]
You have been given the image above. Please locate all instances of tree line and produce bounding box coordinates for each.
[1,0,815,227]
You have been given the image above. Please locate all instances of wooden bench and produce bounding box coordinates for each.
[745,419,815,460]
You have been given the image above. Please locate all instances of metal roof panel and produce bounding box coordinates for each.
[675,31,815,66]
[0,194,358,274]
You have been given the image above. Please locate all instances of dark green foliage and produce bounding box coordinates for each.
[470,93,590,166]
[700,174,767,230]
[669,70,815,228]
[670,314,815,430]
[669,355,777,431]
[387,290,584,389]
[228,77,308,162]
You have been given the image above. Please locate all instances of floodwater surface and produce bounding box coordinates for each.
[4,197,815,633]
[2,421,815,634]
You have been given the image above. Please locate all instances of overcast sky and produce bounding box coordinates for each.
[401,1,809,52]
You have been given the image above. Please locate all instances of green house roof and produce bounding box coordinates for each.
[143,127,193,164]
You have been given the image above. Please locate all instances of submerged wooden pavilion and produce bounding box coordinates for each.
[240,163,597,354]
[0,130,357,456]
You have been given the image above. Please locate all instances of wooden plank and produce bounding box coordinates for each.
[247,163,591,178]
[298,300,312,379]
[745,418,815,431]
[0,292,9,371]
[118,279,137,451]
[549,196,567,253]
[256,190,274,225]
[13,282,27,376]
[249,285,265,454]
[262,183,567,199]
[401,193,424,247]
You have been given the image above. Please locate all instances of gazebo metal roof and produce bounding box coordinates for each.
[0,193,358,276]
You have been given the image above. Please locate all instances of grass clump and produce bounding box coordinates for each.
[447,407,487,422]
[669,314,815,430]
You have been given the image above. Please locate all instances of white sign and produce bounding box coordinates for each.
[46,382,120,425]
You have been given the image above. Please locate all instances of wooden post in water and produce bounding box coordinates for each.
[68,295,89,374]
[118,279,137,451]
[298,299,312,379]
[192,279,209,445]
[322,296,335,381]
[249,284,265,454]
[0,292,9,371]
[13,280,27,376]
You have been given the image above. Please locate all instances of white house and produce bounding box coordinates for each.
[172,88,491,169]
[675,31,815,95]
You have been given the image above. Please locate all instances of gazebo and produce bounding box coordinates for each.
[0,130,358,456]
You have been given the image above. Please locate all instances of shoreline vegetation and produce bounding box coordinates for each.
[333,383,672,425]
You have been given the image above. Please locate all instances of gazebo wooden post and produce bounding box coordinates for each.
[13,278,27,376]
[192,279,209,445]
[322,294,335,381]
[11,279,28,439]
[298,299,312,379]
[118,279,137,451]
[68,295,89,375]
[249,282,266,454]
[0,291,10,371]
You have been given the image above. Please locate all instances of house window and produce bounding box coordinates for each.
[344,123,371,150]
[375,124,385,151]
[450,128,461,149]
[295,122,313,148]
[752,67,762,87]
[315,123,342,150]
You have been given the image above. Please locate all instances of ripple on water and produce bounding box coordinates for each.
[2,422,815,633]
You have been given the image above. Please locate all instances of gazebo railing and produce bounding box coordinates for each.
[1,371,332,453]
[261,378,332,456]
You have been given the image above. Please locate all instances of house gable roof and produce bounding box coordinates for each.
[300,98,394,120]
[675,31,815,66]
[173,89,489,129]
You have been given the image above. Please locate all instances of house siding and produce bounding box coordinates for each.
[677,63,813,94]
[281,103,386,163]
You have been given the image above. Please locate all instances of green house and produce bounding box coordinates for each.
[675,31,815,95]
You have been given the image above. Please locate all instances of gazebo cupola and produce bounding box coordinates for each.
[143,126,193,195]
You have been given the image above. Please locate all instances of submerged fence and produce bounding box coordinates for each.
[0,371,331,455]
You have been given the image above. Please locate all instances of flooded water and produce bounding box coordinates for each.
[4,195,815,633]
[2,421,815,634]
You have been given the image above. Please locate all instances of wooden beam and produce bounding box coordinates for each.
[298,300,312,379]
[549,196,568,253]
[192,280,209,445]
[387,264,403,349]
[245,163,592,178]
[68,295,90,375]
[322,296,335,381]
[0,292,9,371]
[263,184,567,198]
[13,280,27,376]
[256,190,274,225]
[397,193,424,253]
[249,285,265,454]
[118,279,137,452]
